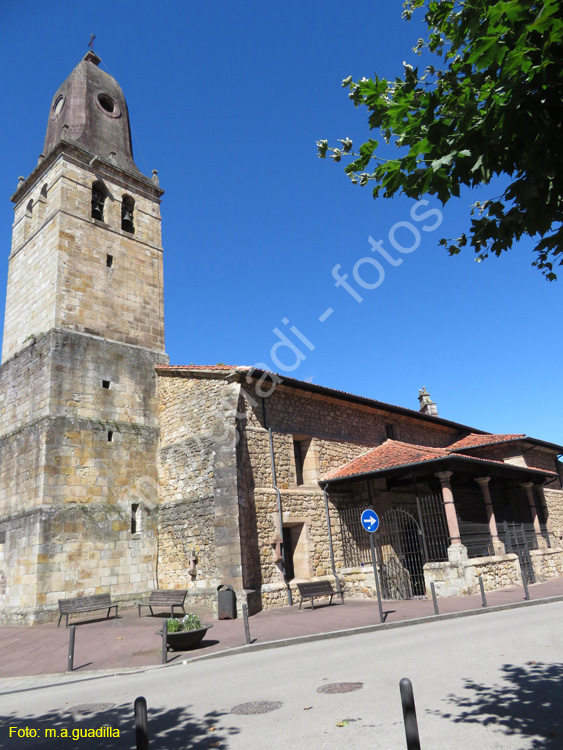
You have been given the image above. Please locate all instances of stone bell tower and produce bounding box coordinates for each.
[0,52,167,624]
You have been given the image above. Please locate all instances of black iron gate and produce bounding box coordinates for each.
[498,521,537,584]
[376,508,426,599]
[417,493,450,562]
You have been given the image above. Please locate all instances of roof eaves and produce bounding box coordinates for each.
[321,452,556,485]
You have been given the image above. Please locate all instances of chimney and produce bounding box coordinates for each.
[418,387,438,416]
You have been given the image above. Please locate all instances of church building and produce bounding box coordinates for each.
[1,53,562,624]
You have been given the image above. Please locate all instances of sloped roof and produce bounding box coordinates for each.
[322,439,556,483]
[448,433,526,451]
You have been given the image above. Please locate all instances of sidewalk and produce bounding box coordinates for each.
[1,576,563,693]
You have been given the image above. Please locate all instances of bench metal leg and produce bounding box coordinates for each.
[299,596,303,610]
[66,613,69,628]
[310,597,314,610]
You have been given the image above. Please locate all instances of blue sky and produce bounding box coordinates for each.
[1,1,561,444]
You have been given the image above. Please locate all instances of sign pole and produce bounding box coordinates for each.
[369,532,384,623]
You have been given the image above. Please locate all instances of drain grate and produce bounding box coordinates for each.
[317,682,364,694]
[231,701,283,715]
[67,703,116,714]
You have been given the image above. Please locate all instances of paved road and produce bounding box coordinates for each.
[1,602,562,749]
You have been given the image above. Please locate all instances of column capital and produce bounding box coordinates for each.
[474,476,491,486]
[435,470,453,482]
[520,481,534,490]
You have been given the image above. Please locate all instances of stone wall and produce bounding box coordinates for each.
[157,373,244,612]
[530,548,563,582]
[241,382,460,449]
[3,147,165,362]
[544,488,563,538]
[0,503,156,625]
[0,142,166,622]
[424,552,522,597]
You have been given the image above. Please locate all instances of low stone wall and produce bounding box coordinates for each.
[465,555,522,592]
[544,488,563,539]
[259,576,345,610]
[530,547,563,582]
[340,566,376,599]
[424,553,522,597]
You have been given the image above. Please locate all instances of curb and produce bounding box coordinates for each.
[1,593,563,695]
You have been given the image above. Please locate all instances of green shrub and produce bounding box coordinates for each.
[182,613,203,631]
[166,613,203,632]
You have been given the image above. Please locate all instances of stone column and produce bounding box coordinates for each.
[534,484,555,541]
[474,477,505,555]
[435,471,467,562]
[520,481,547,549]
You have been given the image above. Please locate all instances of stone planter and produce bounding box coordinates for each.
[165,624,213,651]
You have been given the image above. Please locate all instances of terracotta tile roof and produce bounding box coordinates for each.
[321,439,556,482]
[448,433,526,451]
[322,441,450,481]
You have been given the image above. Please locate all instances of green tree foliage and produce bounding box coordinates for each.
[318,0,563,279]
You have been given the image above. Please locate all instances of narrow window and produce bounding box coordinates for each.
[102,380,110,389]
[293,439,304,486]
[121,195,135,233]
[92,181,106,221]
[107,430,113,442]
[24,199,33,241]
[385,423,395,440]
[36,184,48,226]
[106,254,113,268]
[131,504,139,534]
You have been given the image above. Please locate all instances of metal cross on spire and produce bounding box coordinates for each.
[88,33,96,52]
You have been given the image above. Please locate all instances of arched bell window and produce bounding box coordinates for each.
[91,181,107,221]
[37,184,48,226]
[24,199,33,241]
[121,195,135,233]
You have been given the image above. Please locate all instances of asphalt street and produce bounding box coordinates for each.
[1,602,562,749]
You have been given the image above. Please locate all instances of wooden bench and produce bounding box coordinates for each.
[297,580,344,610]
[58,594,118,627]
[137,589,187,619]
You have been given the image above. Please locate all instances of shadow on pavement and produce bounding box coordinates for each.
[1,702,239,749]
[434,661,563,748]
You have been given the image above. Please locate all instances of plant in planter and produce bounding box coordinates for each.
[164,613,212,650]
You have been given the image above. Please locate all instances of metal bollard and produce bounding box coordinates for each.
[400,678,421,750]
[68,625,75,672]
[242,602,251,645]
[430,582,439,615]
[478,575,487,608]
[522,573,530,601]
[161,619,168,664]
[134,697,150,750]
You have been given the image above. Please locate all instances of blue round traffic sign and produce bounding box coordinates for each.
[361,509,379,533]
